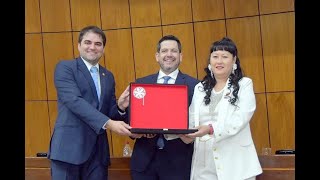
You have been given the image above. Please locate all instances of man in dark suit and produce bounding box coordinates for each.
[47,25,132,180]
[129,35,199,180]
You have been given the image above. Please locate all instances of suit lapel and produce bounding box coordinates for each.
[217,79,233,120]
[147,74,159,83]
[77,58,100,106]
[175,71,185,85]
[99,67,108,110]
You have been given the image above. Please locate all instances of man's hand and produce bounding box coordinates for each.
[178,134,195,144]
[117,86,130,111]
[106,119,132,136]
[142,134,157,138]
[130,133,143,139]
[130,134,157,139]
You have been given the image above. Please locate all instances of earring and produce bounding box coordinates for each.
[232,64,237,74]
[208,64,213,78]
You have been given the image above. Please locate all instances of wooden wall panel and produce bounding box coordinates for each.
[224,0,259,18]
[163,23,197,78]
[25,34,47,100]
[267,92,295,154]
[72,32,106,68]
[42,33,74,100]
[70,0,101,31]
[261,13,295,92]
[40,0,72,32]
[129,0,161,27]
[226,17,265,93]
[26,0,295,158]
[25,101,51,156]
[48,101,58,135]
[194,20,226,80]
[192,0,224,21]
[132,27,162,78]
[106,130,113,156]
[105,29,136,97]
[259,0,295,14]
[72,32,80,59]
[160,0,192,25]
[251,93,270,155]
[100,0,131,29]
[25,0,41,33]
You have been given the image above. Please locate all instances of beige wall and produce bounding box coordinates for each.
[25,0,295,157]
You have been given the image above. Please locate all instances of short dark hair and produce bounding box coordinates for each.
[78,25,106,46]
[157,35,182,53]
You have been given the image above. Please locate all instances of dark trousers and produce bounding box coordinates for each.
[50,145,108,180]
[131,149,190,180]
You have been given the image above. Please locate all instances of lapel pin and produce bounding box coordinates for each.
[102,73,105,76]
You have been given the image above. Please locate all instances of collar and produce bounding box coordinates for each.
[157,68,179,81]
[80,56,99,71]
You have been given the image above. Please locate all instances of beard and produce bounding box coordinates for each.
[159,60,180,74]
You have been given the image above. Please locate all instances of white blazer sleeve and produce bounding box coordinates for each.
[189,82,202,128]
[213,77,256,143]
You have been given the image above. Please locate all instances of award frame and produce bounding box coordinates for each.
[129,83,197,134]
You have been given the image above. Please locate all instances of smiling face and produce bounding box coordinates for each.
[209,50,236,79]
[78,31,105,65]
[155,40,182,75]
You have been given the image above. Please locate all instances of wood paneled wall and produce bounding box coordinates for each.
[25,0,295,157]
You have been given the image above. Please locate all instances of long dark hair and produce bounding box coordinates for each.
[202,37,243,106]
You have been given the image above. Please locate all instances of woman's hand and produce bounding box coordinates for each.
[186,125,211,138]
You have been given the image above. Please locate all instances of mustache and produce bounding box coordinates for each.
[164,57,176,61]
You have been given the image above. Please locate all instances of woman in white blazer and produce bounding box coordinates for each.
[181,37,262,180]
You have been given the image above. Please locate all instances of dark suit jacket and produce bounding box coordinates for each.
[130,71,199,173]
[48,57,125,165]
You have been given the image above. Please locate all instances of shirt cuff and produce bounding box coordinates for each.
[102,122,108,130]
[118,110,126,115]
[117,105,126,115]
